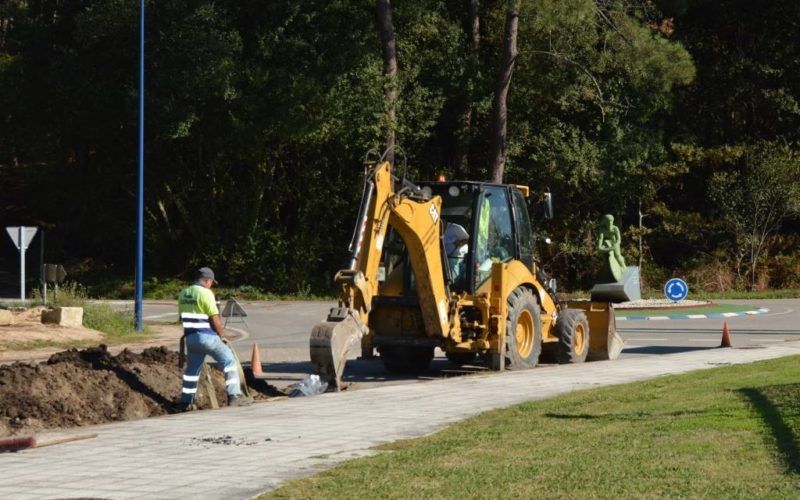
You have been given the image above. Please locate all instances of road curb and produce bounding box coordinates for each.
[617,307,770,321]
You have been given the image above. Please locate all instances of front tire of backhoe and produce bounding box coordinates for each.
[505,288,542,370]
[555,309,590,364]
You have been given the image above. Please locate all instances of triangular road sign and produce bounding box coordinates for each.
[221,298,247,318]
[5,226,38,250]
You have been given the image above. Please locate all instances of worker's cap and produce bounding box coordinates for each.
[195,267,218,284]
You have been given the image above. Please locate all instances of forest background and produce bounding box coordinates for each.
[1,0,799,297]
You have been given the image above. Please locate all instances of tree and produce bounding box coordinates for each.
[454,0,481,176]
[376,0,398,165]
[489,0,520,183]
[708,143,800,290]
[0,0,714,295]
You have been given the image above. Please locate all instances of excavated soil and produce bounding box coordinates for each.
[0,345,283,436]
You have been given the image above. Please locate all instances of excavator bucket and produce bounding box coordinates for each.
[309,308,368,391]
[565,301,624,361]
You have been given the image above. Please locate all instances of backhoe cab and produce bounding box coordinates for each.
[309,161,623,389]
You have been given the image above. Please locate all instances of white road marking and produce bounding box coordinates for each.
[626,338,668,342]
[689,338,718,342]
[762,308,794,317]
[226,326,249,342]
[750,338,787,343]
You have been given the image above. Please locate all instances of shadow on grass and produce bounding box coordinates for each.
[544,408,710,421]
[740,384,800,474]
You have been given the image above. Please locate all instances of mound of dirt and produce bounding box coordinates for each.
[0,345,283,436]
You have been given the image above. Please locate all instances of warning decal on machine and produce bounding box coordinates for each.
[429,204,439,224]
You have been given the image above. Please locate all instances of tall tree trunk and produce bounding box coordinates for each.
[377,0,398,165]
[456,0,481,177]
[489,0,520,183]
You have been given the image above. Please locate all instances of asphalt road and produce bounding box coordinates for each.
[619,299,800,355]
[143,298,800,391]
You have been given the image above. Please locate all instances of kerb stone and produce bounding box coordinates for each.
[41,307,84,327]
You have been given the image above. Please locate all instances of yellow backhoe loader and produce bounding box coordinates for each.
[310,160,623,389]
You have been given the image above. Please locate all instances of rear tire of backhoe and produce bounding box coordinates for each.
[504,288,542,370]
[380,346,434,373]
[554,309,590,363]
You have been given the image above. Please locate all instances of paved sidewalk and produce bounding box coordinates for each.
[2,344,800,499]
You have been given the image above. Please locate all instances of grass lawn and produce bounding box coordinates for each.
[265,356,800,498]
[615,303,758,317]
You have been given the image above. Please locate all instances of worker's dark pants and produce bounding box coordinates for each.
[180,333,241,404]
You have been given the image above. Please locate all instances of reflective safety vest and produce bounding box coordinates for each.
[178,283,220,335]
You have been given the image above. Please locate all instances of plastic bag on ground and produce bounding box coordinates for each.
[289,374,329,398]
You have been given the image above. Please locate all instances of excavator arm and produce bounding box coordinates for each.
[310,161,451,389]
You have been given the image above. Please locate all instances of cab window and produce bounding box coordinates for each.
[475,186,514,286]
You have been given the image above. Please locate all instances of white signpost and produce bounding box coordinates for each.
[5,226,38,300]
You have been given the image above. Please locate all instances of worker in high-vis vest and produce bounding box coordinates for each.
[175,267,252,411]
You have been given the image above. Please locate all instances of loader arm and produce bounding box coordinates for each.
[310,161,451,389]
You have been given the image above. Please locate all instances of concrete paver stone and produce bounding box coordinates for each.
[1,343,799,499]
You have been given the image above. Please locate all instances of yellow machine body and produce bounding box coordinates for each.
[310,161,622,389]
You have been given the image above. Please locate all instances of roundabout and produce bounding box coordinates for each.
[616,299,769,321]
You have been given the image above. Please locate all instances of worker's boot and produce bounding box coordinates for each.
[228,394,253,407]
[173,402,197,413]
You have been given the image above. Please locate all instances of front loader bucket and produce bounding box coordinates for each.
[309,308,368,391]
[565,301,624,361]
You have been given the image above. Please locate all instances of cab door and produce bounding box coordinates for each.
[511,187,534,269]
[473,186,515,288]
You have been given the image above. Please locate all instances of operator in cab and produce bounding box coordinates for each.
[444,222,469,285]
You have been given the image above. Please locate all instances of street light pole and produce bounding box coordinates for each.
[135,0,145,332]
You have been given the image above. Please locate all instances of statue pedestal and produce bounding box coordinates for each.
[590,266,641,303]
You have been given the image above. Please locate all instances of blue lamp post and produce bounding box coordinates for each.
[135,0,145,332]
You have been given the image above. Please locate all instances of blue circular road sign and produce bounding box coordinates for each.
[664,278,689,302]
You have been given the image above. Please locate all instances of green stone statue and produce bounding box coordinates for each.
[597,214,626,282]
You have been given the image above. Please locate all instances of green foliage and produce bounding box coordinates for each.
[0,0,797,293]
[83,303,140,338]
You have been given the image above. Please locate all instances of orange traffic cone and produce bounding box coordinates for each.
[719,322,732,348]
[250,343,263,376]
